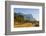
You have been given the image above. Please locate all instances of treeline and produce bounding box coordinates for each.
[14,13,24,23]
[14,13,39,23]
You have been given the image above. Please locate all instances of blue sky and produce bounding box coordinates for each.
[14,8,39,21]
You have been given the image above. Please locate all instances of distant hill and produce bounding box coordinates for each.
[14,12,36,21]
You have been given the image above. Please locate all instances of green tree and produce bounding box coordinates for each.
[15,14,24,23]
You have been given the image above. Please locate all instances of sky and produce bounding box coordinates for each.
[14,8,39,21]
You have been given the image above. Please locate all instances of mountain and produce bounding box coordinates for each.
[24,14,33,19]
[24,14,36,21]
[14,12,36,21]
[14,12,23,16]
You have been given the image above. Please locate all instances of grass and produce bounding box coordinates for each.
[14,22,33,28]
[14,21,39,28]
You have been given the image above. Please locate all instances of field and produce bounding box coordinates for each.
[14,22,33,28]
[14,20,39,28]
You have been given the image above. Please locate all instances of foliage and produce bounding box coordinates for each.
[14,13,24,23]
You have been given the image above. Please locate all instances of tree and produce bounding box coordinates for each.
[14,13,24,23]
